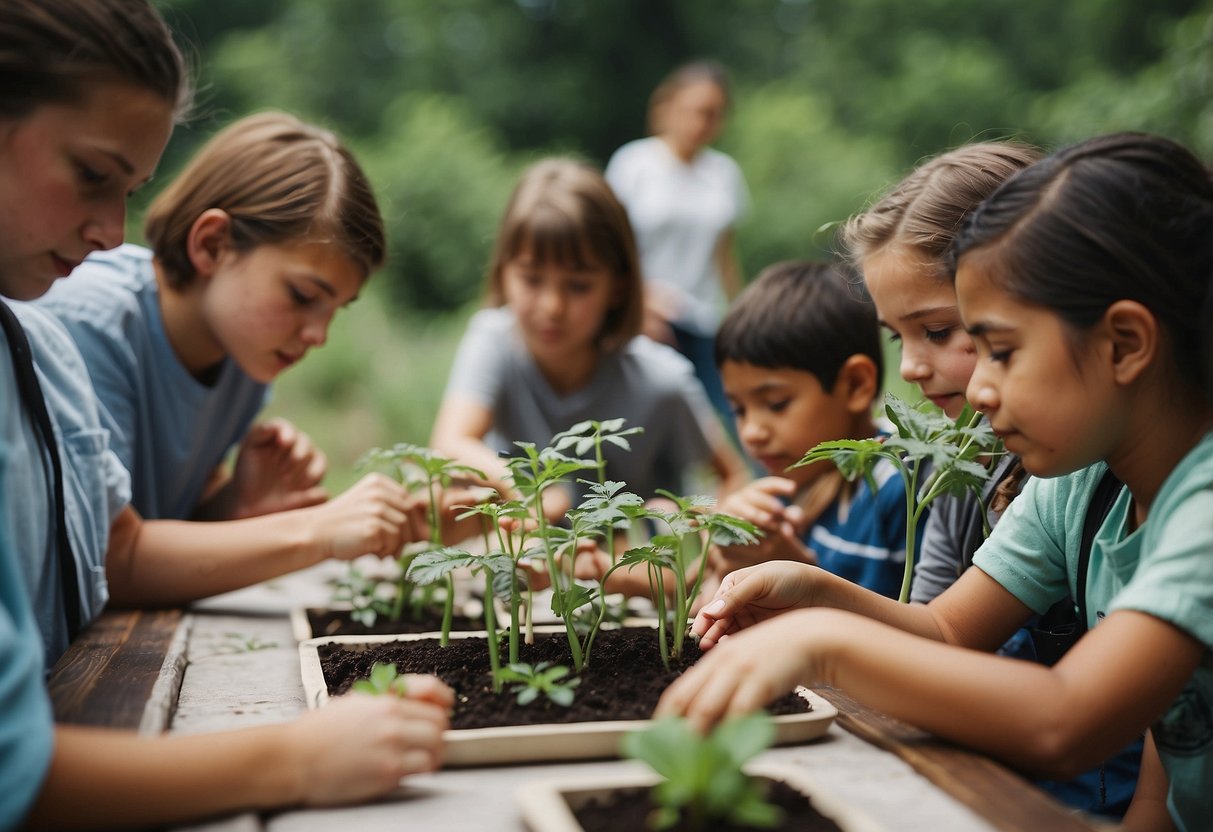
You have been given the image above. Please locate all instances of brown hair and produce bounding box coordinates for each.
[646,60,731,136]
[485,157,643,348]
[145,111,386,287]
[840,142,1041,280]
[0,0,191,120]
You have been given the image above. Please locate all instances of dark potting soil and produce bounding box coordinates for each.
[305,607,484,638]
[320,628,810,729]
[572,781,843,832]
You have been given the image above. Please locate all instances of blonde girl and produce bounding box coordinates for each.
[431,157,746,513]
[658,132,1213,832]
[0,2,449,828]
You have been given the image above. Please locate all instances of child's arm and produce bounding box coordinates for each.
[659,604,1203,780]
[25,678,452,830]
[429,395,512,497]
[192,418,329,521]
[712,477,816,571]
[1120,731,1176,832]
[103,475,431,607]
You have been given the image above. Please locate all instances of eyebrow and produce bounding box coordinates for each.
[101,148,135,176]
[876,305,959,329]
[965,321,1013,337]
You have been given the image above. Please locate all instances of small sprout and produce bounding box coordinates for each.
[494,661,580,707]
[622,712,782,830]
[352,662,409,697]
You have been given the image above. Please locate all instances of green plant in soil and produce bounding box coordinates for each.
[616,491,759,670]
[352,443,486,636]
[621,711,782,830]
[352,661,409,697]
[793,394,1003,603]
[493,661,581,707]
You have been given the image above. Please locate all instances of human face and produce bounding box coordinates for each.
[0,83,173,300]
[660,80,727,160]
[958,262,1116,477]
[722,361,857,488]
[862,245,976,419]
[200,240,364,383]
[501,252,617,371]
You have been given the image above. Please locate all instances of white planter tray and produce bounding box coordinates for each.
[515,762,884,831]
[299,629,837,767]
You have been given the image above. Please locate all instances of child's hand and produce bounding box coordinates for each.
[714,478,813,569]
[691,561,819,649]
[655,611,821,733]
[310,473,426,561]
[230,418,328,518]
[291,676,453,805]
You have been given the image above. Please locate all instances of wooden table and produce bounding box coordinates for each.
[48,562,1103,832]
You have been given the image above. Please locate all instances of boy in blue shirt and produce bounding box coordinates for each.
[710,260,919,598]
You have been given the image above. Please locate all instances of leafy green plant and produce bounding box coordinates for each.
[621,712,782,830]
[351,443,487,637]
[352,662,409,697]
[617,492,760,669]
[493,661,581,707]
[793,394,1003,603]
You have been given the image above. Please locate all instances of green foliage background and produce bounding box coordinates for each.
[145,0,1213,490]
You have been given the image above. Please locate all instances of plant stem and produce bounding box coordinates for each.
[897,461,919,604]
[440,573,454,646]
[484,570,501,691]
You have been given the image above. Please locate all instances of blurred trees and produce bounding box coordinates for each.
[153,0,1213,311]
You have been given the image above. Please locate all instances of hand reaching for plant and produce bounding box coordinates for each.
[713,477,814,570]
[290,677,453,805]
[691,561,820,649]
[228,418,329,519]
[309,473,429,561]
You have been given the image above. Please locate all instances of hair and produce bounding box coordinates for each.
[485,157,643,348]
[951,131,1213,401]
[0,0,191,121]
[840,142,1042,280]
[715,260,883,393]
[646,60,731,136]
[145,111,386,288]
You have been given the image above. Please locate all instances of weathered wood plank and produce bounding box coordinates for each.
[48,608,185,731]
[815,686,1099,832]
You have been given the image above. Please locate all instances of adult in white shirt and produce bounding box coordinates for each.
[605,60,749,433]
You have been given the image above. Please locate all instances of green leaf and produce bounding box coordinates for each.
[405,547,477,585]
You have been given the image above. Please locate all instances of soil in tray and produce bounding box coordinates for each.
[306,608,484,638]
[320,628,809,729]
[573,781,842,832]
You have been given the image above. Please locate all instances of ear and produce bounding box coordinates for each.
[1102,300,1157,387]
[185,209,232,280]
[836,354,880,415]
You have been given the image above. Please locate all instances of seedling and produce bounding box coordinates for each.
[493,661,581,707]
[352,661,409,697]
[352,443,487,636]
[617,492,759,669]
[794,395,1003,603]
[621,712,782,830]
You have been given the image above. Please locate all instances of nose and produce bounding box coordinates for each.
[966,364,999,413]
[738,414,769,449]
[301,313,330,347]
[898,344,930,384]
[82,196,126,253]
[538,286,565,319]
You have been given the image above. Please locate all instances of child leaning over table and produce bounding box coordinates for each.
[705,260,923,599]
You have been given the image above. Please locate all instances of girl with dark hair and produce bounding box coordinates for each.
[658,133,1213,832]
[0,2,449,828]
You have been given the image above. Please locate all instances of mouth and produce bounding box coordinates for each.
[51,253,80,278]
[752,453,791,473]
[275,350,304,369]
[925,392,961,410]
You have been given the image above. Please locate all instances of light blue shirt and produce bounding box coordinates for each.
[37,245,268,519]
[976,435,1213,832]
[3,303,128,666]
[0,446,54,832]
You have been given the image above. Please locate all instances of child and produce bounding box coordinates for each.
[710,260,916,599]
[841,142,1040,605]
[431,157,747,512]
[657,132,1213,832]
[0,2,450,828]
[36,111,383,523]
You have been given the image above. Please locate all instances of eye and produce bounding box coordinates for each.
[884,331,902,344]
[566,280,593,296]
[766,398,790,414]
[924,326,954,344]
[988,349,1012,364]
[75,162,107,187]
[288,285,316,306]
[728,402,745,418]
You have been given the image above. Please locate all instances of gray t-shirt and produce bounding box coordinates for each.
[36,245,268,520]
[3,302,129,665]
[444,307,720,500]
